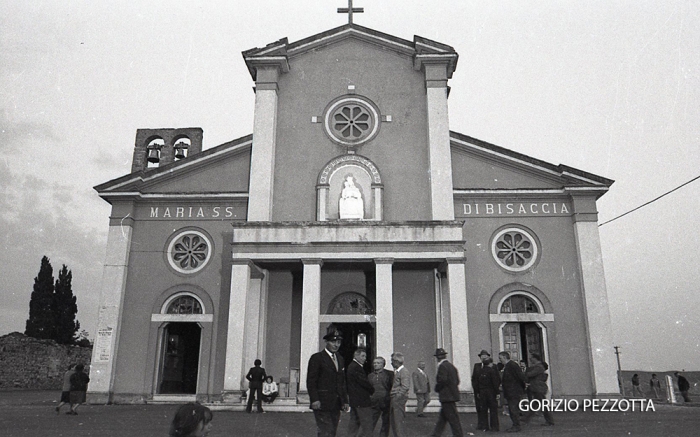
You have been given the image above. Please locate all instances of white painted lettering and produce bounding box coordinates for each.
[486,204,494,214]
[463,204,472,215]
[150,207,159,218]
[530,204,539,214]
[498,204,502,214]
[225,207,234,218]
[519,204,527,214]
[188,207,193,217]
[561,204,569,213]
[212,207,220,218]
[506,203,514,214]
[541,203,550,214]
[197,207,205,218]
[163,208,171,218]
[176,207,184,218]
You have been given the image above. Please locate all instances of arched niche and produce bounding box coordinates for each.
[317,154,383,221]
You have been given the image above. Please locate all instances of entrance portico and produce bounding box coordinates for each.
[223,221,471,402]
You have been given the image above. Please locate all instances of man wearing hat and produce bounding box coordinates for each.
[431,348,464,437]
[471,350,492,430]
[307,325,349,437]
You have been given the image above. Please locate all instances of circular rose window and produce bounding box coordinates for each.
[167,230,212,274]
[491,227,539,272]
[324,97,380,146]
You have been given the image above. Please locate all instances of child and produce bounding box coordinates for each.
[169,403,213,437]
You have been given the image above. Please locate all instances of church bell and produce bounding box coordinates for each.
[147,147,160,163]
[174,142,188,159]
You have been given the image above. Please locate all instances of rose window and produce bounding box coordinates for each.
[324,97,380,146]
[167,230,212,274]
[491,227,539,272]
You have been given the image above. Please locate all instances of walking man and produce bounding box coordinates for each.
[245,359,267,413]
[390,352,410,437]
[307,326,349,437]
[67,363,89,415]
[55,364,75,415]
[523,353,554,426]
[430,348,463,437]
[347,348,375,437]
[499,351,526,433]
[412,360,430,417]
[369,357,393,437]
[676,372,692,402]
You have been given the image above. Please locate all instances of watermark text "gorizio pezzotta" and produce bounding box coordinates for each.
[519,398,656,412]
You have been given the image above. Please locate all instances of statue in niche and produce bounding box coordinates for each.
[339,175,364,219]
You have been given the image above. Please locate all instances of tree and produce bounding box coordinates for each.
[53,264,79,344]
[25,256,55,339]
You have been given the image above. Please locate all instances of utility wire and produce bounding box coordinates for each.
[599,174,700,227]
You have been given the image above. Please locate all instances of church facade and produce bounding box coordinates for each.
[88,23,620,406]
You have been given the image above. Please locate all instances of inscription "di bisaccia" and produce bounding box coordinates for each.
[459,202,571,216]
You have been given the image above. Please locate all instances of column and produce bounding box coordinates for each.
[424,62,455,220]
[87,219,133,403]
[298,259,322,393]
[242,267,265,378]
[375,259,394,363]
[224,261,252,393]
[446,258,472,392]
[571,196,620,396]
[247,64,281,221]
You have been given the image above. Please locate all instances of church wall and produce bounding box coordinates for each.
[451,148,562,189]
[111,215,231,398]
[272,39,431,221]
[462,214,595,397]
[392,268,438,390]
[320,269,368,313]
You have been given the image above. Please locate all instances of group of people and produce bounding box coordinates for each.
[472,350,554,433]
[244,359,279,413]
[306,328,465,437]
[55,363,90,416]
[632,372,692,403]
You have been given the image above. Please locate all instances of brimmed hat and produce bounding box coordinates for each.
[478,350,491,357]
[434,348,448,357]
[323,326,343,341]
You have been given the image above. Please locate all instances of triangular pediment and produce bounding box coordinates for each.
[450,131,613,194]
[243,23,458,81]
[94,134,252,202]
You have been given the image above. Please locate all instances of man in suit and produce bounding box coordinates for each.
[307,327,349,437]
[471,350,492,430]
[346,348,375,437]
[245,359,267,413]
[475,357,501,432]
[369,356,393,437]
[412,360,430,417]
[430,348,464,437]
[389,352,410,437]
[498,351,527,433]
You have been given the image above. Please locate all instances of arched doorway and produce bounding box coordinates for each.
[326,292,375,373]
[499,294,545,365]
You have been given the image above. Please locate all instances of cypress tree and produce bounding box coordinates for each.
[25,256,55,339]
[53,264,79,344]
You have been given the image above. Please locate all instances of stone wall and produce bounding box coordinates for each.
[0,332,92,389]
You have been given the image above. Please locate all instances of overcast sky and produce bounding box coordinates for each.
[1,1,698,372]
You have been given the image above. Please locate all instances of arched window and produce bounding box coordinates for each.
[166,295,203,315]
[500,294,540,314]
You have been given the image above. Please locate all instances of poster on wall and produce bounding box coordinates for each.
[95,327,113,362]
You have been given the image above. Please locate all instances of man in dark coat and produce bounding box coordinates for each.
[498,351,526,432]
[369,356,393,437]
[346,348,375,437]
[471,349,492,430]
[475,357,501,432]
[676,372,692,402]
[245,359,267,413]
[431,348,464,437]
[307,327,349,437]
[523,353,554,426]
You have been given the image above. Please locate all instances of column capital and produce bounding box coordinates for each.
[374,258,394,265]
[445,257,466,265]
[302,259,324,266]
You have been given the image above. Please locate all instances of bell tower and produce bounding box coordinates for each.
[130,127,203,173]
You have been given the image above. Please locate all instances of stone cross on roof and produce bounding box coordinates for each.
[337,0,364,24]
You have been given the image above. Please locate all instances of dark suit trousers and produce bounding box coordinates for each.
[246,386,263,412]
[476,389,499,431]
[474,392,486,429]
[523,391,554,425]
[313,409,340,437]
[347,406,373,437]
[505,395,522,428]
[371,403,391,437]
[431,401,463,437]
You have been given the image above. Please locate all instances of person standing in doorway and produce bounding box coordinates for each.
[498,351,526,433]
[369,357,393,437]
[307,326,349,437]
[389,352,410,437]
[412,360,430,417]
[346,348,375,437]
[245,359,267,413]
[430,348,464,437]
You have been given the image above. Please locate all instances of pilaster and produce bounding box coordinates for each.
[298,259,323,394]
[375,258,394,362]
[446,257,472,392]
[224,261,253,393]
